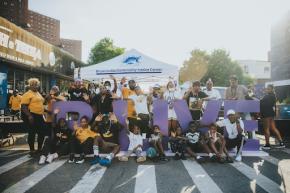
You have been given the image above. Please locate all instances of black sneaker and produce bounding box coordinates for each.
[75,154,85,164]
[180,153,187,160]
[262,144,271,150]
[196,156,206,164]
[159,155,169,161]
[277,142,285,148]
[210,155,218,162]
[68,154,75,163]
[174,153,181,160]
[225,156,234,163]
[29,150,36,158]
[218,157,226,164]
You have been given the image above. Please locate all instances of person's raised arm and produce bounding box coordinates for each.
[109,75,118,93]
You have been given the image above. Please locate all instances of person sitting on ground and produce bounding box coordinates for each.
[39,108,72,164]
[69,116,101,164]
[215,109,245,162]
[90,113,121,165]
[169,127,187,160]
[206,123,233,163]
[119,123,146,163]
[184,121,213,163]
[148,125,168,161]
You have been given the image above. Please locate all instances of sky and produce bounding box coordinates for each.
[29,0,290,67]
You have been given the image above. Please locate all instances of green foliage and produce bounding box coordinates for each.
[180,48,255,87]
[283,97,290,104]
[201,49,245,86]
[87,38,125,65]
[179,49,209,83]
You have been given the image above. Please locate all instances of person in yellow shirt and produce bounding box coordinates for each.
[21,78,45,156]
[122,79,137,130]
[9,90,22,116]
[69,116,101,164]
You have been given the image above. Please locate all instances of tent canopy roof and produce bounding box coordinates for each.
[80,49,179,81]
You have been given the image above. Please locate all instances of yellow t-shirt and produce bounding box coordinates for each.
[75,126,100,144]
[9,95,22,111]
[122,87,136,118]
[45,95,66,123]
[21,90,44,115]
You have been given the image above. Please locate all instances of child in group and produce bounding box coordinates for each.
[148,125,168,161]
[169,127,187,160]
[118,123,146,163]
[206,123,233,163]
[184,121,210,163]
[70,116,101,164]
[39,108,72,164]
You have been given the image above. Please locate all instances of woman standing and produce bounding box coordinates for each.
[261,84,285,149]
[163,81,181,132]
[21,78,45,156]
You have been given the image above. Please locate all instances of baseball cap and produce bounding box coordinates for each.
[227,109,236,116]
[229,75,238,80]
[153,84,161,89]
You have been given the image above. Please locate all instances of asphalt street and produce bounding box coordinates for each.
[0,146,289,193]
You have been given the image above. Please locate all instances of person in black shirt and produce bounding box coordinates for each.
[183,81,208,120]
[91,84,114,116]
[90,113,121,166]
[68,80,89,102]
[261,84,285,149]
[92,113,122,144]
[39,109,72,164]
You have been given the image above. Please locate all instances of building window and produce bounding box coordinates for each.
[264,67,270,73]
[244,65,249,73]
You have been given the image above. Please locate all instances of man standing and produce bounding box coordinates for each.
[204,79,221,100]
[225,75,247,100]
[9,90,22,117]
[183,80,208,120]
[122,80,137,130]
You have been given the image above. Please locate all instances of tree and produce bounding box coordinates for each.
[180,48,255,86]
[201,49,245,86]
[179,49,209,83]
[87,38,125,65]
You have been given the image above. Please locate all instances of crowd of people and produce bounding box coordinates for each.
[6,74,286,167]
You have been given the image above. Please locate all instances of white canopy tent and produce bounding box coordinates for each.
[79,49,179,84]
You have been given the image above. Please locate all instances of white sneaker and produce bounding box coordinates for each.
[118,156,129,162]
[136,156,146,163]
[235,155,242,162]
[39,155,46,165]
[46,153,58,163]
